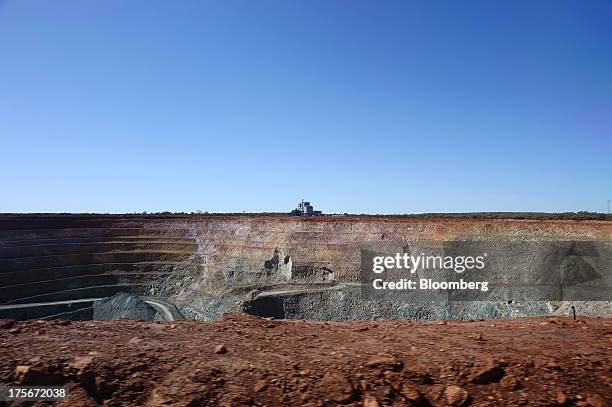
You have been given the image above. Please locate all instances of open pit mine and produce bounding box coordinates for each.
[1,214,611,406]
[1,214,610,322]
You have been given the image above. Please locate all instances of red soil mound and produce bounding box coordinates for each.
[0,314,610,406]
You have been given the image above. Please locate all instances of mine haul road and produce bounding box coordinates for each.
[0,297,183,321]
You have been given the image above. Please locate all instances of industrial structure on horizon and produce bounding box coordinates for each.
[290,200,322,216]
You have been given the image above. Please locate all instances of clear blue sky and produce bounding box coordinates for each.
[1,1,610,214]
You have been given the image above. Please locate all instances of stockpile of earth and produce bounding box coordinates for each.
[93,292,160,321]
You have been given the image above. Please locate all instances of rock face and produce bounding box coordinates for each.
[264,248,292,280]
[0,214,610,321]
[93,293,160,321]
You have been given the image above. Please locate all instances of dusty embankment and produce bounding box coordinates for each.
[0,314,610,406]
[1,214,610,321]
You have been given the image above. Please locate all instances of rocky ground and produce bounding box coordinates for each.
[0,314,610,406]
[92,293,160,321]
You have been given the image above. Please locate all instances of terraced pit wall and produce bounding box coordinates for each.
[0,214,610,320]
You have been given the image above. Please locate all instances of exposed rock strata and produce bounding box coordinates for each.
[1,215,610,320]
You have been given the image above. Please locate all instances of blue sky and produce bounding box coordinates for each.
[0,1,610,214]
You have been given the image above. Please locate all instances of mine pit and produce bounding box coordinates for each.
[0,214,610,322]
[0,214,610,405]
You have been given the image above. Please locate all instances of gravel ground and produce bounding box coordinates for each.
[0,314,610,406]
[92,293,160,321]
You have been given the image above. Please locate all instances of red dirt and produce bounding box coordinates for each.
[0,314,610,406]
